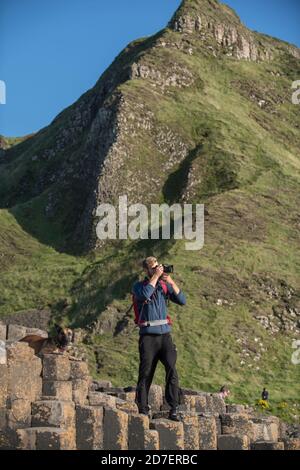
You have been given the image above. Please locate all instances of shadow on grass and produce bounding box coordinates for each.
[163,143,203,204]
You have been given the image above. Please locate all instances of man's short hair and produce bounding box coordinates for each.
[142,256,157,270]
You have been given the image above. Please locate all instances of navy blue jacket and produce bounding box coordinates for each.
[132,278,186,335]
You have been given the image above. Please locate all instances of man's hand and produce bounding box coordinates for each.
[149,264,164,287]
[161,273,173,284]
[161,273,180,295]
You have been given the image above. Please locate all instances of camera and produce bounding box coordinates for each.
[162,264,174,273]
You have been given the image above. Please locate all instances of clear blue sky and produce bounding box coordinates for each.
[0,0,299,137]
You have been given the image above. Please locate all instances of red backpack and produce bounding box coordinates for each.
[132,279,173,327]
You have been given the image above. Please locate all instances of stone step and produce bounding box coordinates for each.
[17,426,75,450]
[89,380,112,391]
[251,441,284,450]
[221,413,253,437]
[70,360,90,379]
[144,429,159,450]
[251,416,279,442]
[150,418,184,450]
[103,408,128,450]
[42,354,71,381]
[116,398,139,414]
[198,414,218,450]
[88,391,116,407]
[31,400,75,428]
[181,413,200,450]
[76,405,103,450]
[128,414,150,450]
[118,391,136,402]
[42,380,73,401]
[72,379,89,405]
[218,434,250,450]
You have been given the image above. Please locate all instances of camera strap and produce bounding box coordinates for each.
[137,280,170,326]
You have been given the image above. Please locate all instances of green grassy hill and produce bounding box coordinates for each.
[0,0,299,422]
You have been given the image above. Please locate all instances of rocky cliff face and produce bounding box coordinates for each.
[0,0,299,252]
[168,0,300,61]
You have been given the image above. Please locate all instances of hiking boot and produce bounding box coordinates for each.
[138,405,151,418]
[168,408,181,421]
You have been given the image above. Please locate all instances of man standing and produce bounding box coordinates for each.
[132,256,186,421]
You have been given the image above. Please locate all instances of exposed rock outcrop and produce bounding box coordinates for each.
[0,323,298,450]
[168,0,299,61]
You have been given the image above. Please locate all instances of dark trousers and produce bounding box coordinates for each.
[135,333,179,413]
